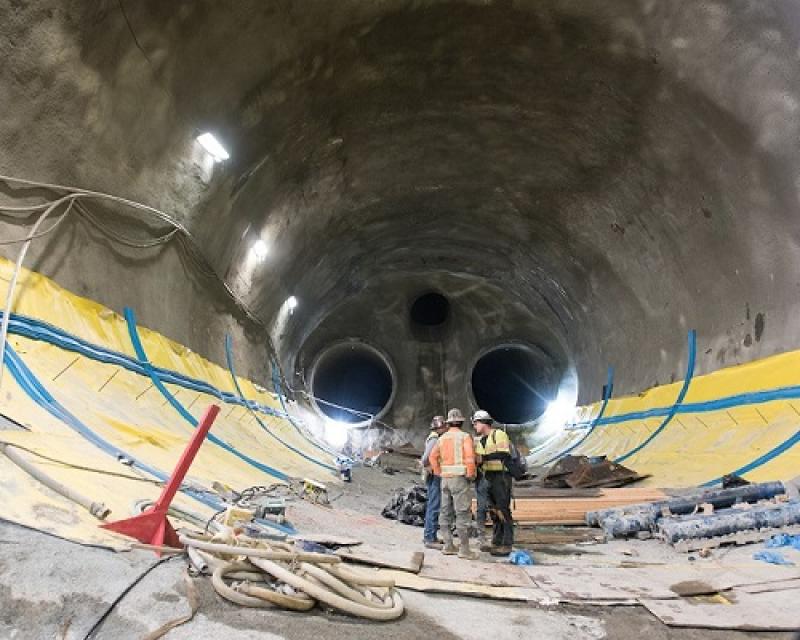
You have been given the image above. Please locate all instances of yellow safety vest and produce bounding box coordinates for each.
[478,428,511,473]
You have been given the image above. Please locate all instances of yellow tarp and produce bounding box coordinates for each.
[0,258,336,547]
[531,349,800,486]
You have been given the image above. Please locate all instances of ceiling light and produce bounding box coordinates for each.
[196,132,229,162]
[250,239,268,261]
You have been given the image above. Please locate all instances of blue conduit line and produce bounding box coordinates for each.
[543,366,615,465]
[0,312,288,417]
[9,311,800,431]
[6,311,800,482]
[4,340,296,535]
[270,359,341,459]
[123,308,289,482]
[615,330,697,464]
[700,429,800,487]
[224,335,338,474]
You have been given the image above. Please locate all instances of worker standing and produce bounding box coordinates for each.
[421,415,447,549]
[473,429,491,551]
[473,410,514,555]
[428,408,478,559]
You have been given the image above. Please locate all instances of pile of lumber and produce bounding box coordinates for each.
[482,487,668,525]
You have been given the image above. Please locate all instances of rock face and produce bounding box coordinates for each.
[1,1,799,441]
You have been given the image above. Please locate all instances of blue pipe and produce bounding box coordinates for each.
[224,335,337,474]
[615,330,697,464]
[123,307,289,481]
[542,366,614,465]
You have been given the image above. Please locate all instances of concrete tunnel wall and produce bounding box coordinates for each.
[1,1,800,446]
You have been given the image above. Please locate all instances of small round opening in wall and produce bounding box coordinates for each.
[410,292,450,326]
[311,343,394,424]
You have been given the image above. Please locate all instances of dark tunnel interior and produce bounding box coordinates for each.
[471,346,550,425]
[311,344,394,424]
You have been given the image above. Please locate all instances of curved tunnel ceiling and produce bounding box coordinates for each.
[3,1,800,437]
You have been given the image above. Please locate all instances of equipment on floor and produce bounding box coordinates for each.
[100,405,220,550]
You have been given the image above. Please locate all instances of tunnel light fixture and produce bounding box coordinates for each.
[196,132,230,162]
[287,295,298,311]
[250,239,268,262]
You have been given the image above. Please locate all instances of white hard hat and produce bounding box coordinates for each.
[472,410,493,423]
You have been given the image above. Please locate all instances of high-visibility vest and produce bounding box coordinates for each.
[432,428,476,478]
[477,428,511,473]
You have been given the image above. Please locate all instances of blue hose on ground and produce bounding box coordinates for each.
[123,307,289,482]
[615,330,696,464]
[224,335,337,475]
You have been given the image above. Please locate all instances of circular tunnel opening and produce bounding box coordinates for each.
[311,343,394,424]
[471,345,551,425]
[410,292,450,326]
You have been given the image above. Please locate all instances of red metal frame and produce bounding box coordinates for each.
[100,404,221,552]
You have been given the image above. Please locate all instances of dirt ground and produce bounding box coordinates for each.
[0,466,795,639]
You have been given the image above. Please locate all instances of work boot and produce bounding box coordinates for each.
[441,533,458,555]
[457,529,479,560]
[424,540,443,550]
[490,545,513,557]
[479,532,493,552]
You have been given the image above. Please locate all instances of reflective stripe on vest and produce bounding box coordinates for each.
[482,429,510,473]
[439,430,467,476]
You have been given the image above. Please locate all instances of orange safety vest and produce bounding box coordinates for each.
[429,427,476,478]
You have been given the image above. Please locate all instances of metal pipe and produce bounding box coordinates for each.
[587,481,785,528]
[658,500,800,544]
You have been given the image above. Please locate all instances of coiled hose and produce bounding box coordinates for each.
[180,534,404,621]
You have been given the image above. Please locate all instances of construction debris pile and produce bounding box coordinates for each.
[588,481,800,551]
[381,485,427,526]
[542,454,647,489]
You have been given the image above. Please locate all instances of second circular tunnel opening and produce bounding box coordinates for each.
[311,343,394,424]
[471,345,552,425]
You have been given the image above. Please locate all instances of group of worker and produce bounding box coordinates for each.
[421,407,514,560]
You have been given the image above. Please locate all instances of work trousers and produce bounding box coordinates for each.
[486,471,514,547]
[423,474,441,542]
[476,473,490,528]
[440,475,473,533]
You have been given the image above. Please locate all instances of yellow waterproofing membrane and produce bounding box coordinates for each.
[532,348,800,487]
[0,258,337,547]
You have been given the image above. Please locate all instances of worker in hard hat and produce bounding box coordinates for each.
[473,410,514,555]
[472,420,491,551]
[421,415,447,549]
[428,408,478,559]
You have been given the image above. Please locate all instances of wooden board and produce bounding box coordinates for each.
[525,563,795,603]
[337,546,424,573]
[514,526,603,545]
[419,552,534,587]
[640,589,800,631]
[739,577,800,594]
[498,488,668,525]
[378,569,553,603]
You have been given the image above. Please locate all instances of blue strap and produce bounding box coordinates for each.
[615,330,697,464]
[224,335,337,474]
[124,308,289,481]
[542,366,614,465]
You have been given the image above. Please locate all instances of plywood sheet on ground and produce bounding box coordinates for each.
[337,545,424,573]
[379,569,552,603]
[420,553,534,587]
[525,563,798,602]
[640,589,800,631]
